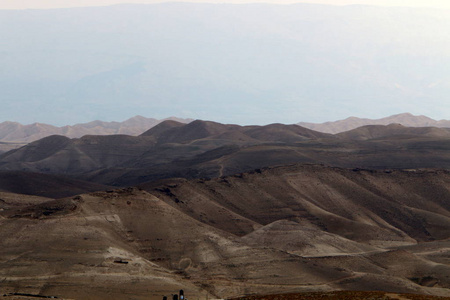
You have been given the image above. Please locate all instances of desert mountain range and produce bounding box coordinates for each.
[0,165,449,299]
[1,119,450,188]
[298,113,450,134]
[0,113,448,154]
[0,118,449,299]
[2,1,450,298]
[0,116,192,143]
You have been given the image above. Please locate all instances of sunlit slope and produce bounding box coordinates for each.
[145,164,450,244]
[1,163,449,298]
[0,188,352,299]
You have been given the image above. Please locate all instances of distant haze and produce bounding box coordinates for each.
[2,0,450,10]
[0,3,449,125]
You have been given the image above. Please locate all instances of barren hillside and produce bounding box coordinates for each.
[0,164,448,299]
[1,121,450,188]
[298,113,450,134]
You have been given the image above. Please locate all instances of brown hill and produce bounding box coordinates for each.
[151,120,238,144]
[0,171,112,198]
[0,191,53,211]
[0,164,449,299]
[337,124,450,141]
[0,121,332,184]
[0,121,60,143]
[3,113,448,145]
[242,123,332,142]
[0,134,155,174]
[0,141,26,154]
[0,188,351,299]
[144,164,450,243]
[140,119,186,139]
[3,135,72,163]
[0,190,208,299]
[298,113,450,134]
[0,116,193,143]
[140,120,332,144]
[240,220,378,257]
[110,132,450,187]
[1,121,450,187]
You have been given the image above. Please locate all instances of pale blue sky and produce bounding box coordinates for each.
[2,0,450,9]
[1,1,449,125]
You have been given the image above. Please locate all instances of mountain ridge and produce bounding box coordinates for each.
[2,163,448,298]
[0,116,193,143]
[1,119,450,187]
[298,113,450,134]
[2,113,449,146]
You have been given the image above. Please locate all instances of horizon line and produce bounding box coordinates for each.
[0,112,444,128]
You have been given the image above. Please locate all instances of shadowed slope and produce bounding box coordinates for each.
[0,134,156,174]
[1,135,72,162]
[141,120,331,145]
[337,124,450,141]
[0,165,449,298]
[1,122,450,187]
[0,121,333,184]
[0,171,112,198]
[151,120,237,144]
[144,164,450,243]
[0,190,207,299]
[140,119,186,139]
[243,123,332,142]
[0,141,27,154]
[0,192,53,211]
[0,188,352,299]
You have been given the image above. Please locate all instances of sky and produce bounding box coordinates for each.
[1,0,449,125]
[1,0,450,9]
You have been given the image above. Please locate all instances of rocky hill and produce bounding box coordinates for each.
[0,164,448,299]
[0,116,192,144]
[1,120,449,188]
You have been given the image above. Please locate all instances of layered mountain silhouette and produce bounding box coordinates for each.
[298,113,450,134]
[1,119,450,189]
[2,1,450,297]
[0,118,449,298]
[336,124,450,140]
[0,116,192,148]
[2,113,448,156]
[0,164,448,298]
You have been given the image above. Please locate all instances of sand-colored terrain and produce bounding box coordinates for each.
[0,165,449,299]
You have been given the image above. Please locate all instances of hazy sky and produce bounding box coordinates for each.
[1,0,449,125]
[2,0,450,10]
